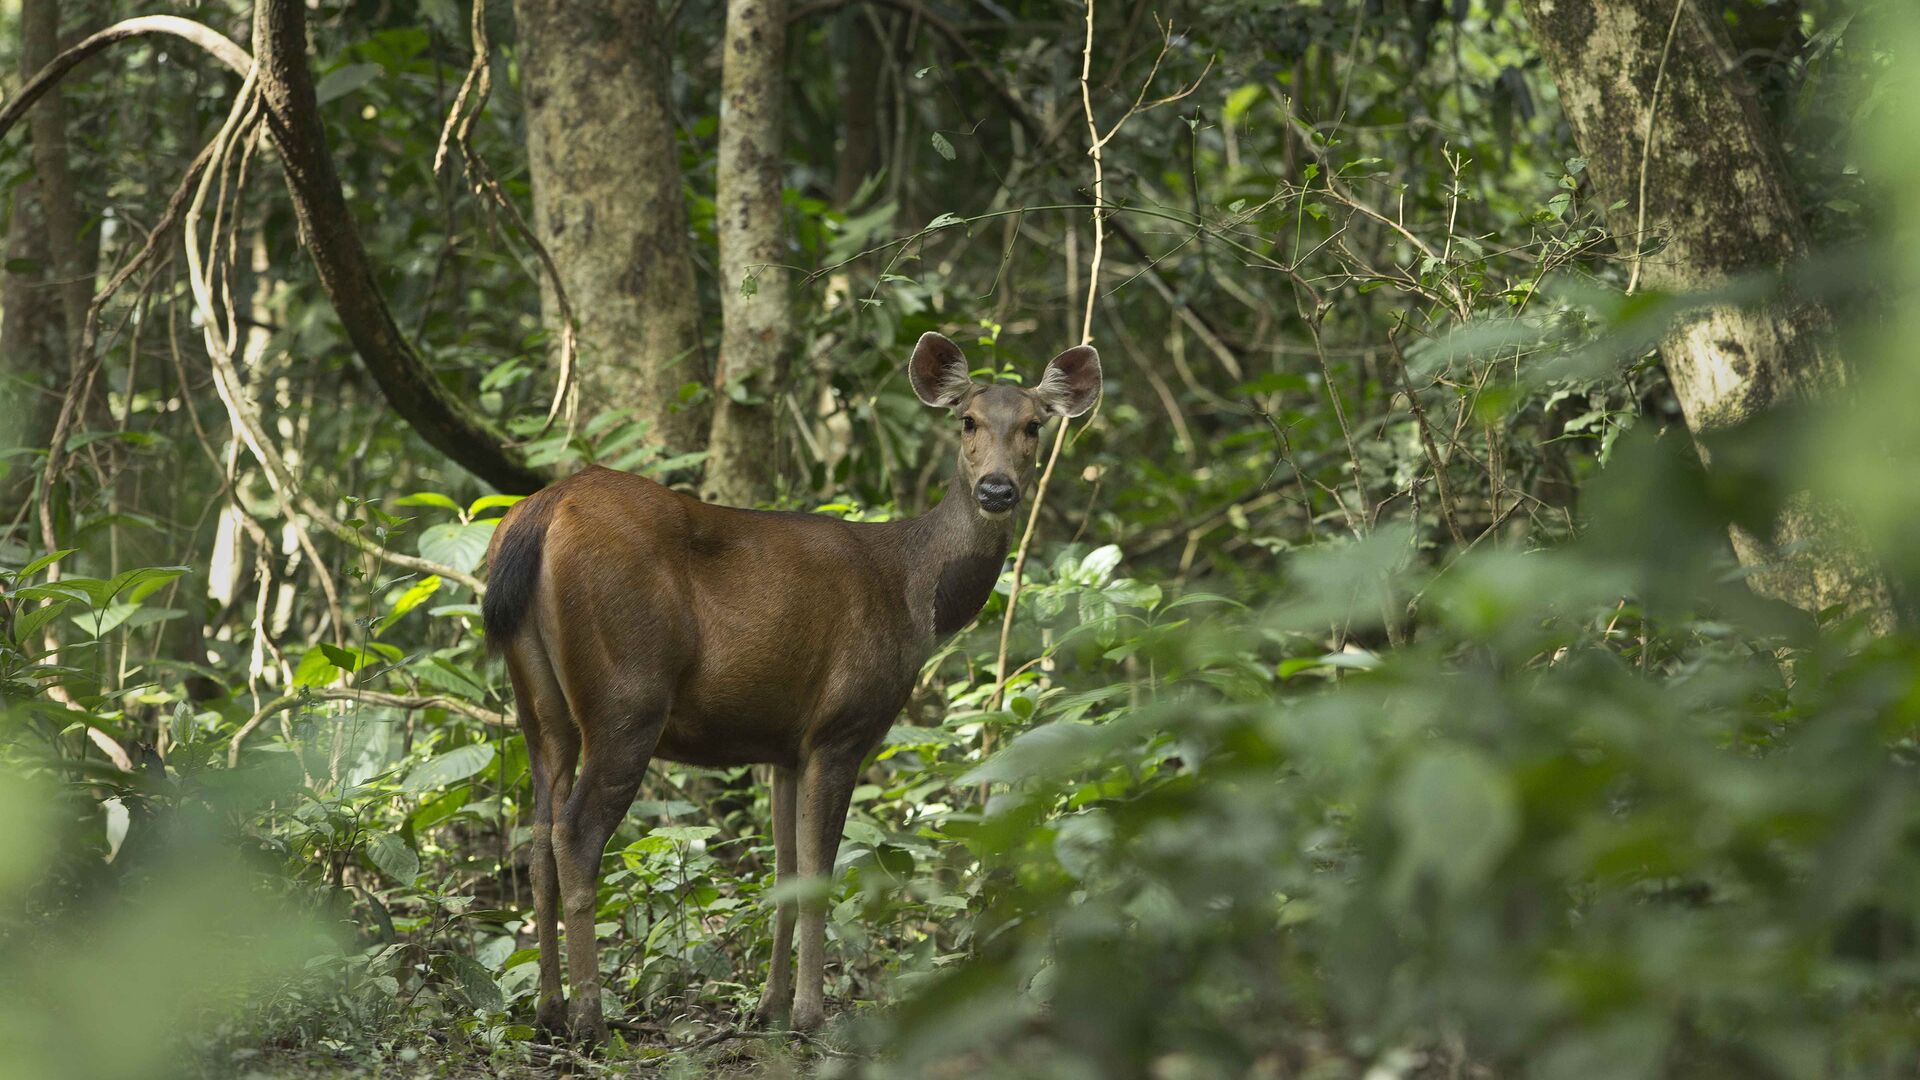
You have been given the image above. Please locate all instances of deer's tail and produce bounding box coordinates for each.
[482,495,558,649]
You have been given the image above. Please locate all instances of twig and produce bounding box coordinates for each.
[433,0,578,438]
[987,4,1210,713]
[1387,325,1464,546]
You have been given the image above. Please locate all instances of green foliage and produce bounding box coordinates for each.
[7,0,1920,1077]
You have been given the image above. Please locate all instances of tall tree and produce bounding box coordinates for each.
[1,0,87,510]
[513,0,706,454]
[1520,0,1898,629]
[702,0,791,507]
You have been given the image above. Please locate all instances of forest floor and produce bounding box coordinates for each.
[230,1028,837,1079]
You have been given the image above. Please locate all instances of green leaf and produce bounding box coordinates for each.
[410,785,472,833]
[294,648,340,688]
[931,131,956,161]
[1076,545,1123,584]
[1389,749,1519,902]
[650,825,719,845]
[394,491,461,512]
[467,494,525,518]
[10,599,67,645]
[961,723,1108,787]
[319,643,381,675]
[72,602,140,638]
[449,953,504,1012]
[418,521,497,574]
[404,743,497,795]
[365,830,420,884]
[14,548,75,582]
[315,62,381,105]
[376,575,442,634]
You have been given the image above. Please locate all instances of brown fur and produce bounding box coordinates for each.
[485,333,1101,1040]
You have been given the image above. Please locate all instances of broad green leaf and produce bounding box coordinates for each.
[961,723,1108,787]
[1077,544,1123,584]
[71,603,140,638]
[365,830,420,884]
[319,644,380,674]
[404,743,496,794]
[418,521,497,574]
[410,785,471,833]
[293,648,340,688]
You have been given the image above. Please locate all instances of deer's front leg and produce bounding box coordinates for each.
[752,765,799,1027]
[791,750,861,1032]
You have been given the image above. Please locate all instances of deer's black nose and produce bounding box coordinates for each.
[975,474,1018,513]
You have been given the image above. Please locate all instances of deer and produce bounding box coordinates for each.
[481,332,1101,1042]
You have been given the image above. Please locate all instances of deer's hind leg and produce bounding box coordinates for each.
[791,743,865,1033]
[547,669,671,1045]
[507,645,578,1037]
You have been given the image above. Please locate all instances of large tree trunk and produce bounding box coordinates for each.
[1520,0,1898,629]
[702,0,791,507]
[514,0,706,454]
[1,0,86,511]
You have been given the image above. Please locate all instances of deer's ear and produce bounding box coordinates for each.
[908,332,974,409]
[1034,345,1102,417]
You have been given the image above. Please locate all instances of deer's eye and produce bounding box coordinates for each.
[962,416,978,434]
[1025,421,1042,438]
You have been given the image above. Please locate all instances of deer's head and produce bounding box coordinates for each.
[908,332,1103,520]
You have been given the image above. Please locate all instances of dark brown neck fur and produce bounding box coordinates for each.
[879,472,1013,640]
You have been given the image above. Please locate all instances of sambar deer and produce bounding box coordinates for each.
[482,333,1101,1041]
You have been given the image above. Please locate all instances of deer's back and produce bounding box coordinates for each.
[501,467,924,768]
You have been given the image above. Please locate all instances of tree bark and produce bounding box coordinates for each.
[252,0,546,494]
[1,0,84,509]
[1520,0,1897,629]
[703,0,792,507]
[832,10,881,208]
[514,0,707,454]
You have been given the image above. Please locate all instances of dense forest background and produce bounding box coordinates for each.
[8,0,1920,1076]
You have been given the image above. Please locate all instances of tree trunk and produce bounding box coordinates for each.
[832,10,881,208]
[1520,0,1897,629]
[514,0,707,454]
[1,0,85,510]
[702,0,792,508]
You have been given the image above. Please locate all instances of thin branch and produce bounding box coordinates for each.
[0,15,250,142]
[434,0,578,439]
[229,689,508,767]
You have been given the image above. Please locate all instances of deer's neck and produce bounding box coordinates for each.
[900,473,1014,640]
